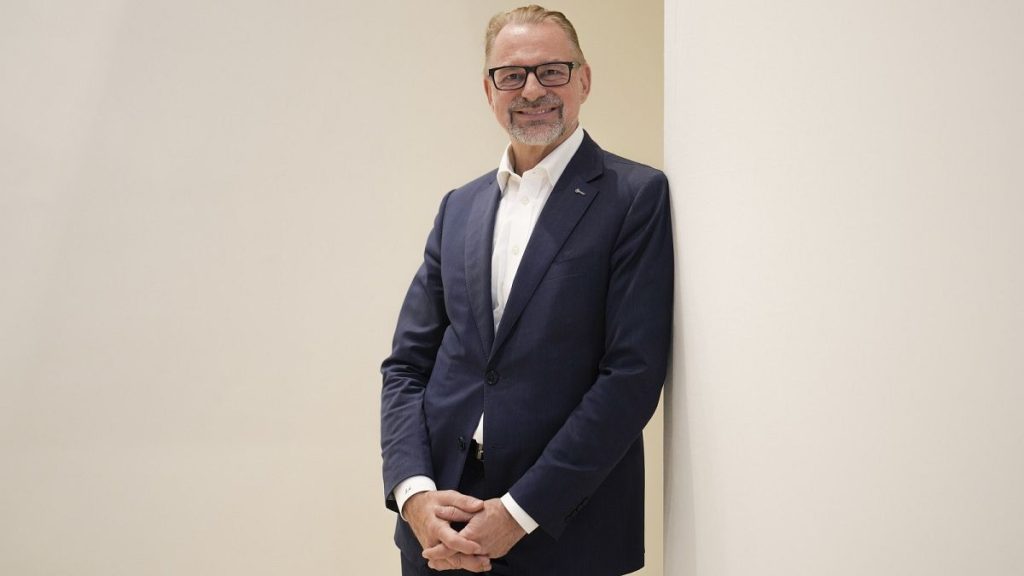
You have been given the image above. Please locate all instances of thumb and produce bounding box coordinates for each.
[435,504,476,523]
[438,490,484,512]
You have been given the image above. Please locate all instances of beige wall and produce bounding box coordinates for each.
[0,2,663,574]
[665,1,1024,574]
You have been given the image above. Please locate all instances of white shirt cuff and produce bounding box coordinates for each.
[500,492,539,534]
[394,475,436,520]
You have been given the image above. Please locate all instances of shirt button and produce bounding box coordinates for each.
[511,245,521,256]
[520,196,530,205]
[485,370,499,386]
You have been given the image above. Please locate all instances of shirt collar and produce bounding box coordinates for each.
[495,124,585,194]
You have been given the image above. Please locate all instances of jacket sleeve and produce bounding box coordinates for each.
[508,172,673,537]
[380,192,452,512]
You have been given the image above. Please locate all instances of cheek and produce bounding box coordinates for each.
[492,96,512,121]
[561,98,580,119]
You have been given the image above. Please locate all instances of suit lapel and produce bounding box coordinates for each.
[465,180,501,357]
[489,135,604,362]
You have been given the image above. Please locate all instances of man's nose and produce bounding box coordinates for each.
[521,70,547,100]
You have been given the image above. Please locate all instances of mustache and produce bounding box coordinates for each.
[510,94,563,111]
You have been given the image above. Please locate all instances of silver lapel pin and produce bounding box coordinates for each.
[574,188,586,196]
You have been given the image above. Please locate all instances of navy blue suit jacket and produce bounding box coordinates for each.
[381,133,673,575]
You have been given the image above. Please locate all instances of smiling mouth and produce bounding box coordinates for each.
[514,106,559,117]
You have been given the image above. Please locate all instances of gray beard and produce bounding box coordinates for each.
[507,96,566,146]
[510,117,566,146]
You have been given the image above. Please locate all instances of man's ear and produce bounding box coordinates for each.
[483,75,494,107]
[579,63,592,103]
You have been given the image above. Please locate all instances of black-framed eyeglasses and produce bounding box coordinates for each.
[487,61,577,91]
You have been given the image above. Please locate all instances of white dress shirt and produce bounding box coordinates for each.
[395,125,586,534]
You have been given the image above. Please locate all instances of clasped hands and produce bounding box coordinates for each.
[403,490,527,572]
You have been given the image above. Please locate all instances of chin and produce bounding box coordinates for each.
[510,122,565,147]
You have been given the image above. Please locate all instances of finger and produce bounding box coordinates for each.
[427,558,454,571]
[427,554,460,571]
[422,542,457,561]
[428,553,491,573]
[436,524,482,555]
[434,504,475,523]
[437,490,484,512]
[459,554,492,573]
[456,521,487,549]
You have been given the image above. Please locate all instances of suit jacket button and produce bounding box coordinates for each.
[457,436,467,451]
[485,370,499,385]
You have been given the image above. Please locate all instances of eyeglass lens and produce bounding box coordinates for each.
[493,63,572,90]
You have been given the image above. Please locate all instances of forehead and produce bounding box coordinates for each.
[489,22,576,66]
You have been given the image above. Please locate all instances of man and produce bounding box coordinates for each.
[381,6,672,575]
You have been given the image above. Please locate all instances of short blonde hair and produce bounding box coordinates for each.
[484,5,586,67]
